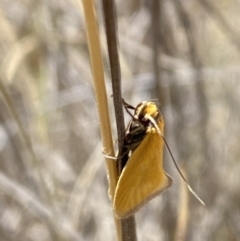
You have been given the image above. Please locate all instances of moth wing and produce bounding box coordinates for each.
[113,130,172,219]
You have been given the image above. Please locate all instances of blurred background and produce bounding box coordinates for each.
[0,0,240,240]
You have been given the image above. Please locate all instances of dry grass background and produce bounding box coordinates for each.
[0,0,240,241]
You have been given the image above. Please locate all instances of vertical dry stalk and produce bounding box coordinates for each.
[101,0,137,240]
[81,0,121,239]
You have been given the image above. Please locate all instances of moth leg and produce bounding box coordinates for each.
[103,152,118,160]
[103,150,130,161]
[122,98,136,110]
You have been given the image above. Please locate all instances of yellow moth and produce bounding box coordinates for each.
[113,100,204,219]
[113,101,172,219]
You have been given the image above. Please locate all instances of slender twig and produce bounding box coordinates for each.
[101,0,137,240]
[81,0,121,239]
[101,0,125,173]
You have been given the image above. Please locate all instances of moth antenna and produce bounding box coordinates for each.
[161,135,205,206]
[149,98,160,105]
[145,113,205,206]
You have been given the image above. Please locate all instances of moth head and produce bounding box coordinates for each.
[134,101,163,135]
[135,101,161,122]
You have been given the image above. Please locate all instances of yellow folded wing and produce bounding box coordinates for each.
[113,127,172,219]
